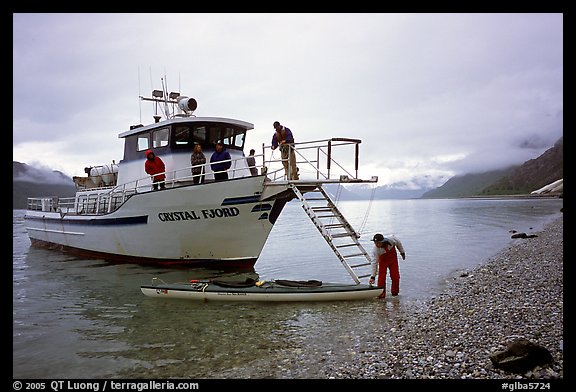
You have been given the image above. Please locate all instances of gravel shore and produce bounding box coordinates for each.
[329,215,564,380]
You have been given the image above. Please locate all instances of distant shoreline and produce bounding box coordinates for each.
[421,193,562,200]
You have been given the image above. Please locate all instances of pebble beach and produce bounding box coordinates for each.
[328,215,564,380]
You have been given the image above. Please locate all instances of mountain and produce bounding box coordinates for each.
[13,162,77,209]
[421,136,563,198]
[421,167,517,199]
[479,137,563,196]
[325,182,434,200]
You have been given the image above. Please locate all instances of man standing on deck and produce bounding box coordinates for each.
[246,149,258,176]
[369,233,406,299]
[271,121,299,180]
[210,141,232,181]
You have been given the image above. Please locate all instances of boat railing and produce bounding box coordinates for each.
[261,137,375,183]
[26,154,264,216]
[166,154,266,184]
[26,137,374,216]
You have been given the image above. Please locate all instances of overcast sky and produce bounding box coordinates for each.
[13,13,563,188]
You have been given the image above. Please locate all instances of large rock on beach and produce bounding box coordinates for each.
[489,338,554,374]
[511,232,538,239]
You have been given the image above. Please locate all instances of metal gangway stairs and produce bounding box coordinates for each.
[289,184,373,284]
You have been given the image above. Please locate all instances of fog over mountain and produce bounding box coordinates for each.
[13,161,75,185]
[13,133,562,209]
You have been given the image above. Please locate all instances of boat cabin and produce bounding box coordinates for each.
[116,116,256,187]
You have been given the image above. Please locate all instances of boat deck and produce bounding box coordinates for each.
[27,137,378,216]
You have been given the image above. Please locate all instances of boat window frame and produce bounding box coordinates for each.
[170,122,246,152]
[152,127,170,149]
[137,134,149,152]
[126,128,171,161]
[121,120,250,163]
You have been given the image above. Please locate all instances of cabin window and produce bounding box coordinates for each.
[193,126,207,143]
[208,125,240,148]
[234,132,245,148]
[208,126,222,145]
[222,126,236,146]
[174,126,191,146]
[171,125,209,150]
[137,135,149,151]
[170,123,246,151]
[152,128,169,148]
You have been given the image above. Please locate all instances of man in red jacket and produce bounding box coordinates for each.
[369,233,406,299]
[144,149,166,190]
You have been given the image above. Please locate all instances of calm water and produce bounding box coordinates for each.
[13,198,563,378]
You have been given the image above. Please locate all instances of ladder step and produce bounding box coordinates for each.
[350,262,371,268]
[335,243,357,248]
[357,273,372,279]
[331,233,354,238]
[304,197,327,201]
[324,223,345,229]
[342,253,366,258]
[311,209,333,214]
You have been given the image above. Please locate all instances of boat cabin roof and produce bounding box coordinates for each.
[118,116,254,138]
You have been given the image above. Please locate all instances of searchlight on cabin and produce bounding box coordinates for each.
[177,96,198,114]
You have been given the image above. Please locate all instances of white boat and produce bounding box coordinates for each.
[141,278,385,302]
[24,82,378,283]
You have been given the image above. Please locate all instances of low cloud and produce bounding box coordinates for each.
[14,161,74,185]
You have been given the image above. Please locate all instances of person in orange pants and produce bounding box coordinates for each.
[369,233,406,299]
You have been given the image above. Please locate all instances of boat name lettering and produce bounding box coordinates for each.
[201,207,240,219]
[158,207,240,222]
[158,211,200,222]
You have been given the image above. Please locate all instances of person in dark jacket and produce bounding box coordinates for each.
[144,149,166,190]
[271,121,299,180]
[210,142,232,181]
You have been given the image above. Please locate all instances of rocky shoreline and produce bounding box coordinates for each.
[328,215,564,379]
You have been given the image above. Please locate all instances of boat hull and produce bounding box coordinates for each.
[24,176,288,268]
[141,281,385,302]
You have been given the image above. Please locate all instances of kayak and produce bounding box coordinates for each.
[140,278,384,302]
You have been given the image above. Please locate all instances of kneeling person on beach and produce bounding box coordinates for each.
[369,233,406,299]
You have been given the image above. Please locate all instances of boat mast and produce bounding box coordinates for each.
[139,75,198,123]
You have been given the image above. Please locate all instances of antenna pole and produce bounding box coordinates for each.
[138,66,142,124]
